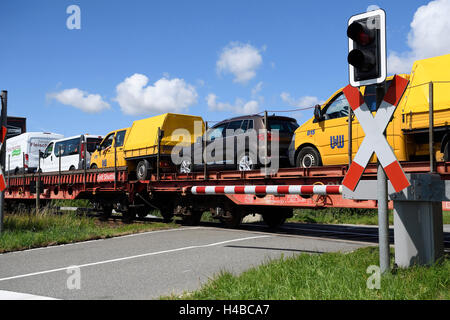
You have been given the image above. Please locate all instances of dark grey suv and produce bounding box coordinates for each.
[178,114,298,173]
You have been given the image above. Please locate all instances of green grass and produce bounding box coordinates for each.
[0,211,178,253]
[169,247,449,300]
[288,208,450,225]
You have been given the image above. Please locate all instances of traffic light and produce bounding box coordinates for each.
[347,9,386,87]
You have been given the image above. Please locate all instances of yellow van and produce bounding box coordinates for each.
[91,113,204,180]
[291,54,450,168]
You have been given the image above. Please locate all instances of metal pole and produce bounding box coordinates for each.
[264,111,268,176]
[59,145,61,187]
[376,83,390,274]
[429,82,434,173]
[84,140,87,190]
[157,127,161,181]
[348,109,353,165]
[203,121,208,180]
[114,136,117,190]
[8,155,10,189]
[0,91,7,234]
[36,153,40,214]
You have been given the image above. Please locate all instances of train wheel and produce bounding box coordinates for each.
[160,209,174,223]
[181,210,203,226]
[221,208,242,228]
[99,204,112,220]
[261,207,291,229]
[122,209,136,223]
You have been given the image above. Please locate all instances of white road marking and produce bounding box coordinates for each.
[0,227,203,256]
[0,235,271,282]
[0,290,58,300]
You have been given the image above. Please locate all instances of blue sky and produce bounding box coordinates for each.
[1,0,447,137]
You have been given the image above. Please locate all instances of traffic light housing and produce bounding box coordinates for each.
[347,9,386,87]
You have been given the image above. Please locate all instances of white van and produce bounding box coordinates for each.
[6,132,64,174]
[40,134,103,172]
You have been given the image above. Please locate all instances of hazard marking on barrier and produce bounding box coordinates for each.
[191,185,343,195]
[0,126,7,191]
[342,75,410,193]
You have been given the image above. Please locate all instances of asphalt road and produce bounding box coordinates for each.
[0,225,369,300]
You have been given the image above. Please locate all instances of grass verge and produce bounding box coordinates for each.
[168,247,449,300]
[288,208,450,225]
[0,211,178,254]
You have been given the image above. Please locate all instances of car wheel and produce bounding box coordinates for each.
[179,158,192,174]
[69,166,76,171]
[296,146,321,168]
[90,163,98,169]
[237,152,257,171]
[136,160,150,181]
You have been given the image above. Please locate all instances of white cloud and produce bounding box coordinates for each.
[216,42,263,84]
[280,92,322,108]
[47,88,110,113]
[251,81,263,98]
[206,93,259,115]
[367,4,380,12]
[388,0,450,74]
[115,73,198,115]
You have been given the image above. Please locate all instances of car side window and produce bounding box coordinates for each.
[100,133,114,150]
[225,120,244,136]
[241,120,249,131]
[43,143,53,158]
[115,130,126,147]
[208,123,227,141]
[323,93,350,120]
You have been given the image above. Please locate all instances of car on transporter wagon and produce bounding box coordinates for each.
[178,114,299,173]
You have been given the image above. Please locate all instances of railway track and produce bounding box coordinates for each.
[53,207,450,251]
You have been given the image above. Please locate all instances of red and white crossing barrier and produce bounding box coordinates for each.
[191,185,342,195]
[0,126,7,191]
[342,75,410,193]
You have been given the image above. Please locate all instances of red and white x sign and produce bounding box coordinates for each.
[342,75,410,193]
[0,126,7,191]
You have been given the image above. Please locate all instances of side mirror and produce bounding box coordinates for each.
[97,145,101,151]
[39,151,44,159]
[313,104,323,122]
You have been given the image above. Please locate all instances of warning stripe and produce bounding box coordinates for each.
[191,185,343,195]
[384,160,410,193]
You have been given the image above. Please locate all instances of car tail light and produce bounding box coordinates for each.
[24,153,29,168]
[258,132,279,142]
[80,143,85,159]
[159,161,170,168]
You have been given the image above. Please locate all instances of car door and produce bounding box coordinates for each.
[204,122,228,168]
[314,91,359,165]
[223,120,243,168]
[112,130,127,167]
[97,133,115,168]
[40,142,54,172]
